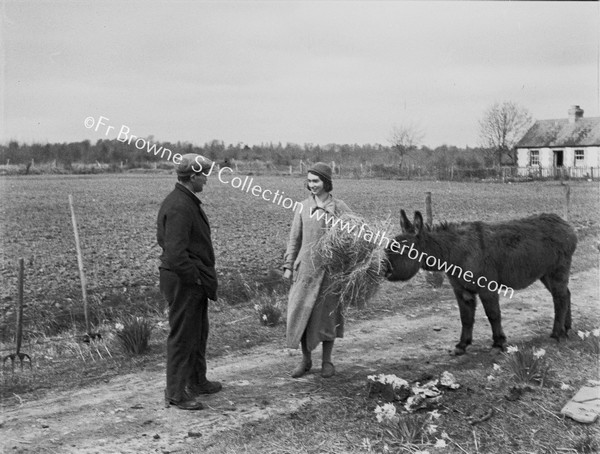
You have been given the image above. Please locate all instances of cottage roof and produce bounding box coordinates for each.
[516,117,600,148]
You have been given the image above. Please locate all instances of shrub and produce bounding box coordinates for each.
[253,294,283,327]
[577,329,600,354]
[115,316,152,354]
[502,345,552,386]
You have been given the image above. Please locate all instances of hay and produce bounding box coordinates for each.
[315,213,390,310]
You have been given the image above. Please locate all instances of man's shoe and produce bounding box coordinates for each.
[192,380,223,395]
[164,389,204,410]
[165,397,204,410]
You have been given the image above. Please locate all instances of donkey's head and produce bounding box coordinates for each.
[384,210,426,281]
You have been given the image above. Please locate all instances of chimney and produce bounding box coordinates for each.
[568,105,584,123]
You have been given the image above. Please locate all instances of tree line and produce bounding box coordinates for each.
[0,138,496,171]
[0,100,533,172]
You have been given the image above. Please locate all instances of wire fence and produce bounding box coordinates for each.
[228,161,600,182]
[2,158,598,181]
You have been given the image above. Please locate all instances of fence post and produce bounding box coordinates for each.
[289,165,292,176]
[425,192,433,226]
[563,184,571,221]
[424,193,444,288]
[68,195,90,334]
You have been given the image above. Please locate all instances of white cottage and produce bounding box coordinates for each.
[515,106,600,178]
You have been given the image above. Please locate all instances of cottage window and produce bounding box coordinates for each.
[575,149,584,166]
[530,150,539,166]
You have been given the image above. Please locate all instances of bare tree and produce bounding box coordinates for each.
[478,101,533,166]
[388,123,424,169]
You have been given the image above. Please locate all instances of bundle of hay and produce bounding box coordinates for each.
[315,213,390,310]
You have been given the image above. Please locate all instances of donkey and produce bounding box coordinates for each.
[385,210,577,355]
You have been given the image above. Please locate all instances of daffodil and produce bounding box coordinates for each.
[428,409,442,419]
[434,439,448,448]
[374,403,397,422]
[578,330,589,340]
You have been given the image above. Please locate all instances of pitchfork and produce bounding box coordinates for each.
[3,258,32,370]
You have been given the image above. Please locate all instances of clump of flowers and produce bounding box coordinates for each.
[578,329,600,354]
[253,295,283,327]
[115,316,152,355]
[372,404,447,448]
[502,345,551,386]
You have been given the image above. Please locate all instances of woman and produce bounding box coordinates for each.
[283,162,351,378]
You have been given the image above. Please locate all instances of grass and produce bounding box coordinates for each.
[1,276,598,453]
[316,212,390,310]
[114,315,153,354]
[198,324,599,454]
[0,175,599,452]
[501,345,552,386]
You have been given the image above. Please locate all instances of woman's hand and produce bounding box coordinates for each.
[283,269,292,280]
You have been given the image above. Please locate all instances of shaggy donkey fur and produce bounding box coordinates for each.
[386,210,577,355]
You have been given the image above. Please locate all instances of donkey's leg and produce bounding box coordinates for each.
[479,290,507,353]
[540,271,571,340]
[453,288,477,355]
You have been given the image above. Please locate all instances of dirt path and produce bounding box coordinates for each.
[2,269,598,454]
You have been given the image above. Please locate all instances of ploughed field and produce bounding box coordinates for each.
[0,174,598,339]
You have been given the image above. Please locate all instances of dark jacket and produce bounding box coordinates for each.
[157,183,218,300]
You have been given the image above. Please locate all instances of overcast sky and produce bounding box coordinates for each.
[1,1,599,148]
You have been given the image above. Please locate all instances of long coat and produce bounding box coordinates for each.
[283,194,351,351]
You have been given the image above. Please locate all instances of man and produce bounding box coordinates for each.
[157,153,221,410]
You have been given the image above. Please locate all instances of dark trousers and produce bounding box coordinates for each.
[160,269,209,401]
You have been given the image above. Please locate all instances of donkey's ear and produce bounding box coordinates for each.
[413,211,424,234]
[400,209,414,233]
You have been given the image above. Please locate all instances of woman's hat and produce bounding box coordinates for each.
[308,162,332,182]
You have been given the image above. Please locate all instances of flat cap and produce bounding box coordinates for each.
[176,153,214,176]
